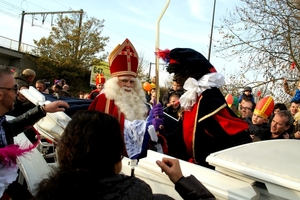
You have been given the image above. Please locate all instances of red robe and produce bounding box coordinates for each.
[181,88,251,168]
[88,93,153,158]
[88,93,125,136]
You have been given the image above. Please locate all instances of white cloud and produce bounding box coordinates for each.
[125,5,144,16]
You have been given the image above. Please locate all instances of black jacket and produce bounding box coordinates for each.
[175,175,215,200]
[162,88,185,107]
[245,117,270,140]
[14,72,31,90]
[34,170,215,200]
[2,106,46,147]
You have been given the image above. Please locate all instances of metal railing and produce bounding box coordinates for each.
[0,35,38,56]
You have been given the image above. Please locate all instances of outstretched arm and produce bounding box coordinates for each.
[156,158,216,200]
[283,79,295,96]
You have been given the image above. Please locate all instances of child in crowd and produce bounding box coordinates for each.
[268,103,287,125]
[88,73,105,100]
[238,86,255,103]
[162,81,185,108]
[245,96,274,141]
[164,92,182,120]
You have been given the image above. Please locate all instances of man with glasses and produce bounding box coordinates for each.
[240,98,256,120]
[0,65,69,199]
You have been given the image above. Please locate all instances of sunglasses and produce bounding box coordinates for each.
[0,84,18,94]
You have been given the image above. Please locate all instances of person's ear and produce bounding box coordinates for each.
[285,125,290,131]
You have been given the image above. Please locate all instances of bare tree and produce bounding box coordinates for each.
[215,0,300,103]
[136,51,150,82]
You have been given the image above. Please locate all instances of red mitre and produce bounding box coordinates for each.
[254,96,274,119]
[108,38,138,77]
[95,73,105,85]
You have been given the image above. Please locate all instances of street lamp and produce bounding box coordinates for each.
[208,0,216,62]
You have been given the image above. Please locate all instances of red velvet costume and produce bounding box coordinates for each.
[88,38,154,159]
[88,93,125,138]
[88,74,105,100]
[156,48,252,168]
[88,38,138,136]
[182,88,250,168]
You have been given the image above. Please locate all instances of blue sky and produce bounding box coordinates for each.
[0,0,241,84]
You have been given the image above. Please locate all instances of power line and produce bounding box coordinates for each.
[1,0,155,62]
[0,0,23,11]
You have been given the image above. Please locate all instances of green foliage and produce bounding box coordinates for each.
[32,12,109,94]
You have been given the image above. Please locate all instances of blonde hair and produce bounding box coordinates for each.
[22,68,36,77]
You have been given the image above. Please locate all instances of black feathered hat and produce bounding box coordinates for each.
[156,48,217,80]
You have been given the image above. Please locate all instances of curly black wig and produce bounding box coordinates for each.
[166,48,215,80]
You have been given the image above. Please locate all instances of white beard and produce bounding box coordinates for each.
[104,77,148,121]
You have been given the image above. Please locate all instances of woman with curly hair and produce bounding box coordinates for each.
[34,110,215,200]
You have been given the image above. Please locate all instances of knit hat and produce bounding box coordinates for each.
[155,48,217,79]
[253,96,274,119]
[108,38,138,77]
[95,73,105,85]
[244,86,252,92]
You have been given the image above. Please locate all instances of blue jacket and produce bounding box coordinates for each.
[238,93,255,103]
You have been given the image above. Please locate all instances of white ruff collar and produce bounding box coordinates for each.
[179,73,225,111]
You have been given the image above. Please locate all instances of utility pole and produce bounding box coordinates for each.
[75,9,84,60]
[148,62,166,81]
[18,10,84,51]
[208,0,216,61]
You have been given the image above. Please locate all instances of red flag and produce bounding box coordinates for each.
[257,90,261,97]
[291,62,296,70]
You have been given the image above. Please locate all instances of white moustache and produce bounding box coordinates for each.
[122,87,132,92]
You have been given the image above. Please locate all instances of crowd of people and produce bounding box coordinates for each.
[228,84,300,141]
[0,38,299,199]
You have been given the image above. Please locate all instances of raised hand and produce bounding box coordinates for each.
[156,158,183,184]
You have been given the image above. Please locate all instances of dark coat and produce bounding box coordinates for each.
[34,171,215,200]
[245,117,270,140]
[182,88,252,168]
[162,88,185,107]
[14,72,31,90]
[7,98,36,117]
[2,106,46,147]
[238,93,255,103]
[175,175,215,200]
